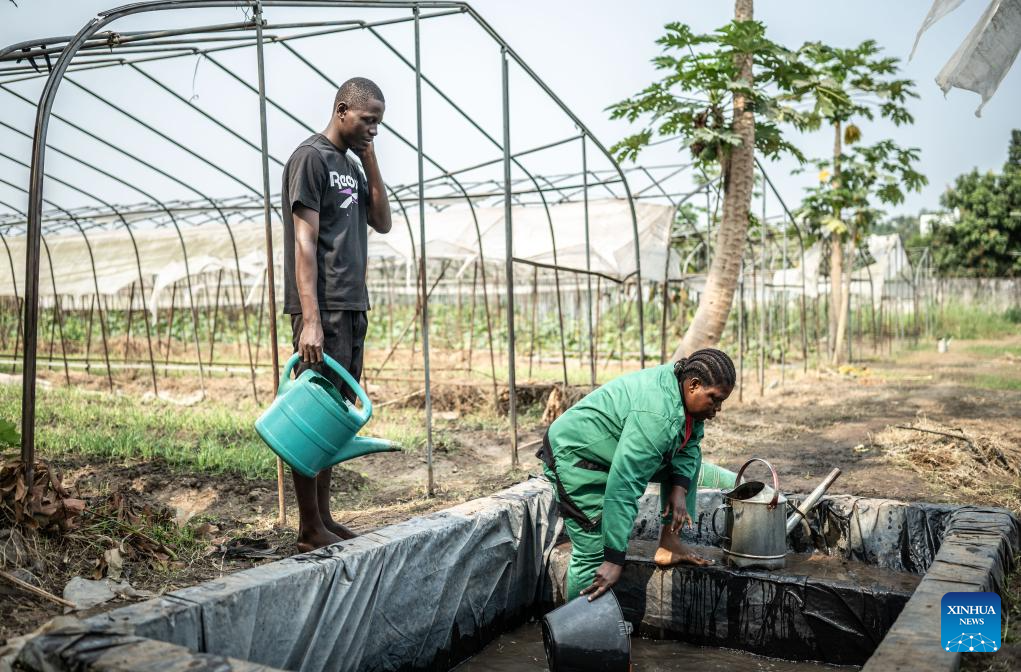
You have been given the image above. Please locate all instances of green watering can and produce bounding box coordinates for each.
[255,353,399,478]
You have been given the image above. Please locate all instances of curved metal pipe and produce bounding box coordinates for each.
[4,130,202,396]
[0,190,91,387]
[2,151,159,394]
[2,95,261,397]
[17,0,639,472]
[0,216,22,375]
[350,30,573,384]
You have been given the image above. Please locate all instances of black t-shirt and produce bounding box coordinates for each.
[282,133,372,314]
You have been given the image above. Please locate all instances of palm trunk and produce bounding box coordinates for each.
[829,121,845,365]
[673,0,755,359]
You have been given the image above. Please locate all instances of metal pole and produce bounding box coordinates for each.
[84,296,95,377]
[468,261,477,372]
[0,232,20,376]
[759,178,766,397]
[124,281,135,361]
[254,1,284,527]
[163,283,177,377]
[501,46,519,467]
[582,136,595,386]
[781,214,787,385]
[414,7,436,495]
[208,268,223,365]
[254,268,267,368]
[738,258,745,403]
[846,241,853,363]
[528,266,538,379]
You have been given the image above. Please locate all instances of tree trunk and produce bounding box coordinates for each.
[829,121,846,365]
[673,0,755,360]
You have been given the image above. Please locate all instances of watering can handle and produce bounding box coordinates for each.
[278,353,373,422]
[734,458,780,509]
[710,504,731,542]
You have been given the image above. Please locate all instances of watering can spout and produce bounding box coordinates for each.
[785,468,842,535]
[327,436,401,468]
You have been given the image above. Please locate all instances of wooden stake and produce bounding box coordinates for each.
[0,569,76,609]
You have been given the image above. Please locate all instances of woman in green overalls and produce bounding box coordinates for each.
[538,348,737,601]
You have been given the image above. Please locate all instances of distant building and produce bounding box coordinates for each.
[919,211,957,236]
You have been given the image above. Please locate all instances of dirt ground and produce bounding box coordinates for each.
[2,336,1020,665]
[708,340,1021,506]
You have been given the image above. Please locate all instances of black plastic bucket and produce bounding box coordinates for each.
[541,590,631,672]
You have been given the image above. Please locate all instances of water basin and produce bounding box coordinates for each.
[455,622,853,672]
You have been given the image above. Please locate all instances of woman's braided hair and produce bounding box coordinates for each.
[673,348,737,388]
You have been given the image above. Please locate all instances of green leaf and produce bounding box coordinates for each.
[0,418,20,448]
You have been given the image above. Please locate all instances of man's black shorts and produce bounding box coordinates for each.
[290,310,367,402]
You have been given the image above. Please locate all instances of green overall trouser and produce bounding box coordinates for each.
[545,455,708,601]
[540,364,737,600]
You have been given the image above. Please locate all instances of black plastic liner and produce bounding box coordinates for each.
[607,551,914,666]
[11,617,274,672]
[632,489,958,574]
[606,488,1019,669]
[15,479,561,672]
[12,481,1019,672]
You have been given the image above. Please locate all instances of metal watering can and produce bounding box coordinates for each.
[255,353,399,478]
[711,458,841,569]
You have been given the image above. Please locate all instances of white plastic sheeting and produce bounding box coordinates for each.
[771,234,912,305]
[911,0,966,59]
[0,198,676,309]
[380,199,678,281]
[0,216,278,309]
[913,0,1021,115]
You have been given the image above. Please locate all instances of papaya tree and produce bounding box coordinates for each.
[793,40,918,362]
[608,0,814,359]
[797,139,927,353]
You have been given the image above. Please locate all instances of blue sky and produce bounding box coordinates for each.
[1,1,1018,220]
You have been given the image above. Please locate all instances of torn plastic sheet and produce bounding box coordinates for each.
[911,0,1021,115]
[911,0,966,59]
[937,0,1021,115]
[18,479,561,672]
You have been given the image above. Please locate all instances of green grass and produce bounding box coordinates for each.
[965,343,1021,358]
[967,373,1021,391]
[0,383,542,478]
[0,385,275,479]
[932,304,1021,341]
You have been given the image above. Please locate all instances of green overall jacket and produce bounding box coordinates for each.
[546,364,702,565]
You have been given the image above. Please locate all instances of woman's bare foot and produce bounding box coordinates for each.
[654,528,712,568]
[323,518,358,541]
[295,526,342,553]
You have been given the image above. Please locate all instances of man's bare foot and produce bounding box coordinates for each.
[323,518,358,540]
[654,529,712,568]
[295,527,342,553]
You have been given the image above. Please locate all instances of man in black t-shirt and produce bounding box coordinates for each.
[281,77,392,552]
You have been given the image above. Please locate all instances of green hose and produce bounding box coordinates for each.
[698,461,737,490]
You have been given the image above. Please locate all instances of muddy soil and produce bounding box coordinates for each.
[455,621,849,671]
[707,340,1021,505]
